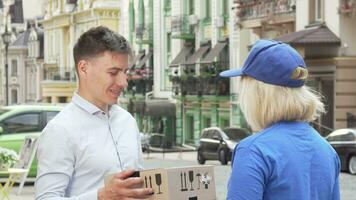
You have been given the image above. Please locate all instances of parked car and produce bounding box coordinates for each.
[0,105,62,177]
[197,127,251,165]
[326,128,356,175]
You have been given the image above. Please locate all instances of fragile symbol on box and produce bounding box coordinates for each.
[139,165,216,200]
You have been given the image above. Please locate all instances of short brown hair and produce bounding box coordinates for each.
[73,26,133,73]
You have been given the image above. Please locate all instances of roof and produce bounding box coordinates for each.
[11,29,30,47]
[276,24,341,46]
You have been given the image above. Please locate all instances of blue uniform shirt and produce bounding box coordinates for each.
[227,121,340,200]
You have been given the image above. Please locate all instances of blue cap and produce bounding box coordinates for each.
[219,40,307,87]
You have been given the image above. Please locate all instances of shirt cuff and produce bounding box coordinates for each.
[77,189,98,200]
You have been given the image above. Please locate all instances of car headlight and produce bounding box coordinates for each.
[225,140,237,150]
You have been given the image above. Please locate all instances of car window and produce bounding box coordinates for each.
[201,131,208,138]
[45,111,59,124]
[328,132,356,141]
[1,113,40,134]
[211,131,221,140]
[223,128,250,140]
[201,130,212,139]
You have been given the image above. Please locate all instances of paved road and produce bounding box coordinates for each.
[6,152,356,200]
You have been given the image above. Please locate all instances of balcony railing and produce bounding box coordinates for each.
[43,68,76,82]
[127,79,153,96]
[235,0,296,21]
[171,15,194,39]
[171,75,229,96]
[136,23,153,44]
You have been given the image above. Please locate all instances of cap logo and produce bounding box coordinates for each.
[290,67,308,80]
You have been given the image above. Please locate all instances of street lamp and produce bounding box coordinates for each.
[2,25,12,105]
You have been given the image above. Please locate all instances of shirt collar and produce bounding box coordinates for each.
[72,92,104,115]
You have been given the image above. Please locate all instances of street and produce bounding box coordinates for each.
[7,151,356,200]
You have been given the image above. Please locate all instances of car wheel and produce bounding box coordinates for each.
[219,149,228,165]
[349,155,356,175]
[197,150,206,165]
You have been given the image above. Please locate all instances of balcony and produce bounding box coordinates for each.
[235,0,296,28]
[127,78,153,96]
[136,23,153,44]
[171,15,195,40]
[43,68,76,82]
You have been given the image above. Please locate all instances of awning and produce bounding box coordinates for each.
[169,46,193,67]
[182,45,210,65]
[130,51,145,68]
[136,51,153,68]
[145,100,176,117]
[200,42,227,64]
[276,25,341,46]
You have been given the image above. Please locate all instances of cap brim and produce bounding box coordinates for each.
[219,69,244,77]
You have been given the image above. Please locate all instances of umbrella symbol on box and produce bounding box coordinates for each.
[201,172,211,189]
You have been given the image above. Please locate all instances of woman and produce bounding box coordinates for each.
[220,40,340,200]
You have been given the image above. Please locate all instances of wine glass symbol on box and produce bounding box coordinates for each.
[139,166,216,200]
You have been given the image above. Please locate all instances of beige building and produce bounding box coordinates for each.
[40,0,120,103]
[232,0,356,134]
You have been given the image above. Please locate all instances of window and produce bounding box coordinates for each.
[186,115,194,141]
[315,0,323,21]
[205,0,211,20]
[164,0,171,12]
[11,60,18,76]
[211,131,221,140]
[45,111,59,124]
[223,128,250,140]
[58,96,67,103]
[1,113,40,134]
[221,0,229,17]
[309,0,324,23]
[186,0,195,15]
[11,90,17,104]
[328,132,356,142]
[167,33,171,55]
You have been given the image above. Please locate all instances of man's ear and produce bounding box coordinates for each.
[77,60,88,79]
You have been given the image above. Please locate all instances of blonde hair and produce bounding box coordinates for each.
[238,76,325,132]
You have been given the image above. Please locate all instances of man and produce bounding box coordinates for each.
[35,26,153,199]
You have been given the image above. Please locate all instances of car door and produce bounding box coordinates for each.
[209,130,222,159]
[0,112,41,152]
[199,130,212,158]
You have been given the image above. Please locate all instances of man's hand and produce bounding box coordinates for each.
[98,169,154,200]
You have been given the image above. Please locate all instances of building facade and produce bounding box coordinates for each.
[232,0,356,135]
[40,0,120,103]
[120,0,245,147]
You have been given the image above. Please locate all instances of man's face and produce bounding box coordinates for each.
[80,51,129,109]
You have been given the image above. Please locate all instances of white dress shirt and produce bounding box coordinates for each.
[35,93,144,200]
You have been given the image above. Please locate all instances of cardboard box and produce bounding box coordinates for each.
[139,165,216,200]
